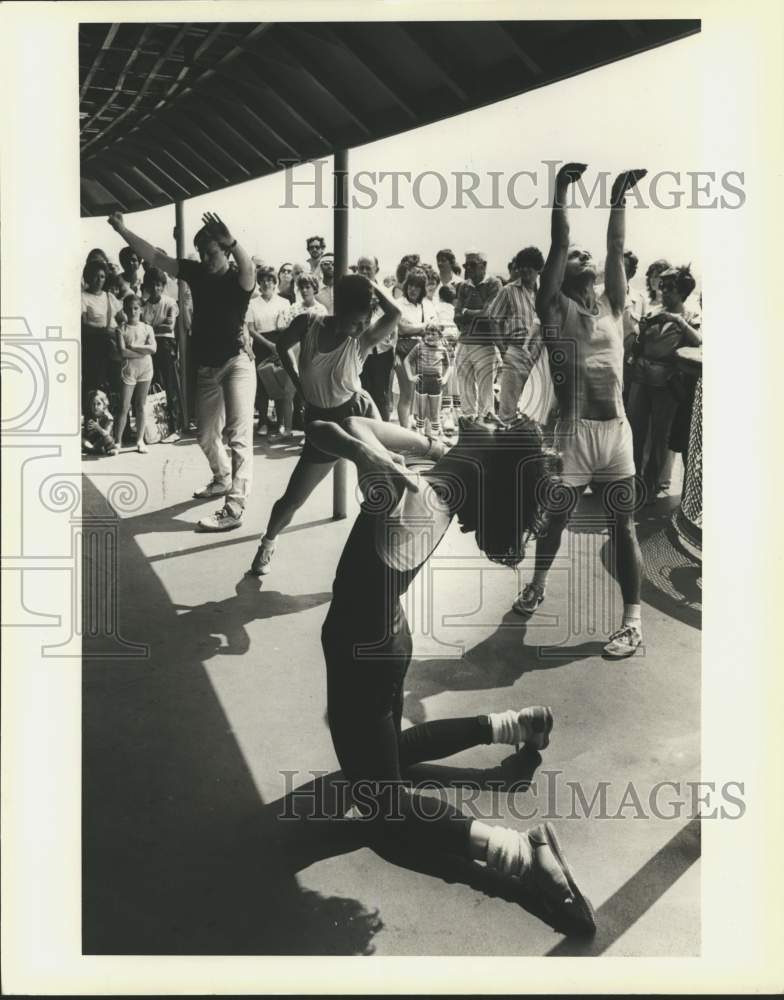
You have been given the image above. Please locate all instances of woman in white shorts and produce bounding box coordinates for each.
[113,294,157,453]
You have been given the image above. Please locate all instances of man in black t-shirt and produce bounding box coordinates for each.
[108,210,256,531]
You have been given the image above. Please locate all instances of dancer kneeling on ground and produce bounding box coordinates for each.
[303,414,596,935]
[249,274,400,576]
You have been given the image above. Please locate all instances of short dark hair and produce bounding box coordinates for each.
[257,266,277,282]
[306,235,326,250]
[623,250,639,279]
[438,285,456,304]
[86,248,109,265]
[436,248,462,276]
[83,260,108,284]
[143,266,168,290]
[334,273,373,318]
[396,254,421,286]
[296,274,319,293]
[118,246,139,269]
[513,246,545,273]
[402,267,427,302]
[193,226,222,254]
[645,258,671,297]
[660,265,697,301]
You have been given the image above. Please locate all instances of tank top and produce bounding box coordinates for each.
[553,291,624,420]
[298,315,368,408]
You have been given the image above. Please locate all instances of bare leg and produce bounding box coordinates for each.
[396,360,414,428]
[133,379,151,449]
[601,478,642,605]
[264,456,336,541]
[114,382,135,449]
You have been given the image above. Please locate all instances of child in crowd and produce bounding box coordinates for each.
[82,389,118,456]
[142,267,182,442]
[113,294,157,453]
[403,322,452,439]
[436,285,460,434]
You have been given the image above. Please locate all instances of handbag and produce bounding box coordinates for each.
[143,383,170,443]
[258,359,295,399]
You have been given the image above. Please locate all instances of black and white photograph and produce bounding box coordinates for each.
[2,0,782,994]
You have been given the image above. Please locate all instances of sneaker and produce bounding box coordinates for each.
[512,583,545,618]
[196,506,242,532]
[603,624,642,659]
[193,480,229,499]
[268,430,293,444]
[526,823,596,935]
[136,442,148,454]
[162,432,181,443]
[517,706,554,751]
[256,423,269,437]
[249,541,275,576]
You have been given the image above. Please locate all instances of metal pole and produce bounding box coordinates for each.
[174,200,189,427]
[332,149,349,520]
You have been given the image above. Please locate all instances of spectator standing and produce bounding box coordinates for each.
[357,254,397,421]
[81,259,122,410]
[246,266,290,436]
[454,251,503,421]
[142,267,182,442]
[113,294,156,453]
[315,253,335,314]
[395,267,438,429]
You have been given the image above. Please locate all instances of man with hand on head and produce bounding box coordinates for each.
[107,210,256,532]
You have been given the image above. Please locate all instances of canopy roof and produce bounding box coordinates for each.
[79,19,700,217]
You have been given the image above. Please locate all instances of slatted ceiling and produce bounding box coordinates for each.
[80,19,700,216]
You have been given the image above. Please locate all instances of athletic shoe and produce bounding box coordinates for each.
[193,480,229,499]
[603,624,642,659]
[512,583,545,618]
[268,430,293,444]
[517,706,554,751]
[162,432,181,443]
[249,542,275,576]
[196,507,242,532]
[256,423,269,437]
[136,442,148,454]
[525,823,596,935]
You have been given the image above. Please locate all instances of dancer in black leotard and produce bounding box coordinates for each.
[306,414,596,935]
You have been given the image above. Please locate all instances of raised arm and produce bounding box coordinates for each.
[605,169,647,316]
[537,162,587,316]
[360,279,401,350]
[199,212,255,292]
[107,213,179,278]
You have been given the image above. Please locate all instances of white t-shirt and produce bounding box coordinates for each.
[397,295,438,330]
[81,290,121,329]
[298,316,370,408]
[246,293,290,335]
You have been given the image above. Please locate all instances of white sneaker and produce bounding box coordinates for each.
[603,624,642,659]
[249,542,275,576]
[196,506,242,532]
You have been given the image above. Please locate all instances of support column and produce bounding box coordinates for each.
[174,200,189,426]
[332,149,349,520]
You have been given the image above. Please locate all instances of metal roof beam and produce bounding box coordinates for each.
[495,22,544,77]
[208,75,304,160]
[242,56,334,149]
[193,97,277,170]
[165,112,253,178]
[79,23,120,101]
[80,25,152,139]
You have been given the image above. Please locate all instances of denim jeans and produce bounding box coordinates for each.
[196,352,256,514]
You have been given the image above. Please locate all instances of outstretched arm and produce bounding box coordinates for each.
[107,213,179,278]
[605,169,647,315]
[537,162,587,317]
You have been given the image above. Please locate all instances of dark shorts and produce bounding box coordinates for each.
[415,373,442,396]
[395,335,420,362]
[302,390,380,463]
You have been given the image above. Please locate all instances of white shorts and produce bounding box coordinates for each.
[555,417,635,487]
[121,357,153,386]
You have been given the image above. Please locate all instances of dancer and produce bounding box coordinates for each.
[107,210,256,532]
[512,163,647,659]
[305,413,595,935]
[249,274,400,576]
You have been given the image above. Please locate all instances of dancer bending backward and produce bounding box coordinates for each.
[250,274,400,576]
[512,164,646,659]
[304,414,596,935]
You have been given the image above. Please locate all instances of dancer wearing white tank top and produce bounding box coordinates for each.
[249,274,401,576]
[511,164,647,659]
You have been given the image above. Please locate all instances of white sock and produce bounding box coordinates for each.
[261,535,275,549]
[488,709,523,745]
[622,604,642,630]
[485,826,533,878]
